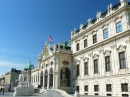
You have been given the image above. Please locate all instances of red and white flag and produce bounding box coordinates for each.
[49,36,53,42]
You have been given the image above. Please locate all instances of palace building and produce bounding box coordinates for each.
[31,42,73,93]
[71,0,130,96]
[31,0,130,96]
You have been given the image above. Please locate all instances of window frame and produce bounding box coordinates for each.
[105,56,111,72]
[94,85,99,92]
[84,85,88,91]
[103,28,108,39]
[76,64,80,76]
[84,62,88,75]
[84,39,87,48]
[94,59,98,74]
[106,84,112,92]
[76,43,80,51]
[93,34,97,44]
[121,83,128,92]
[116,21,122,33]
[119,52,126,69]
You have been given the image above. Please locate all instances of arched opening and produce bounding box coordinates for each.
[44,70,48,88]
[49,68,53,88]
[60,68,70,87]
[40,71,43,87]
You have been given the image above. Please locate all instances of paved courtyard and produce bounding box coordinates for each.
[0,90,112,97]
[0,90,64,97]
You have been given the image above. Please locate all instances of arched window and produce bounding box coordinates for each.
[49,68,53,88]
[60,68,70,87]
[44,70,48,88]
[40,71,43,87]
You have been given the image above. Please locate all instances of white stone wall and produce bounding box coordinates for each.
[77,75,130,96]
[31,69,40,88]
[71,1,130,96]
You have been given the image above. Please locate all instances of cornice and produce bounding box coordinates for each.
[73,30,130,56]
[71,6,130,42]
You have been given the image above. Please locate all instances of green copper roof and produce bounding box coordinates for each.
[58,42,71,47]
[49,47,54,53]
[24,61,34,70]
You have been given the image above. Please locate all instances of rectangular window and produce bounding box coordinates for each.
[121,83,128,92]
[116,21,122,33]
[103,28,108,39]
[105,56,111,71]
[76,43,80,51]
[119,52,126,69]
[94,85,99,92]
[84,85,88,91]
[84,39,87,48]
[94,59,98,74]
[95,93,98,95]
[93,34,97,44]
[76,86,79,91]
[122,94,129,97]
[84,62,88,75]
[107,94,112,96]
[77,64,80,76]
[106,84,112,92]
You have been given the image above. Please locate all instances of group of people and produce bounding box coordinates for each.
[0,87,4,95]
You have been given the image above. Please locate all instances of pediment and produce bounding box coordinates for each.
[104,50,111,56]
[105,80,112,84]
[83,57,89,62]
[93,81,99,85]
[74,59,80,65]
[117,45,126,52]
[93,54,99,60]
[42,42,52,59]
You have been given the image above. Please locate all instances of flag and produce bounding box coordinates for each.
[49,36,53,42]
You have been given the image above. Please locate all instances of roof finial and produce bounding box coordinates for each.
[120,0,128,6]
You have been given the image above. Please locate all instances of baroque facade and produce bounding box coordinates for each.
[31,0,130,96]
[71,0,130,96]
[31,42,73,93]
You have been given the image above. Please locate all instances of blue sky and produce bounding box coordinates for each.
[0,0,123,76]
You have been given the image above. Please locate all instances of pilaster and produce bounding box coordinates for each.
[125,38,130,70]
[88,53,93,77]
[110,45,118,74]
[80,56,84,78]
[98,49,104,76]
[47,74,50,89]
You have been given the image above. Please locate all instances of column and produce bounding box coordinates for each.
[43,74,45,89]
[125,38,130,69]
[47,74,49,89]
[110,45,118,74]
[98,49,104,76]
[80,56,84,78]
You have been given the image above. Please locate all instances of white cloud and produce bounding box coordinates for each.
[0,48,35,57]
[0,60,25,75]
[0,60,24,67]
